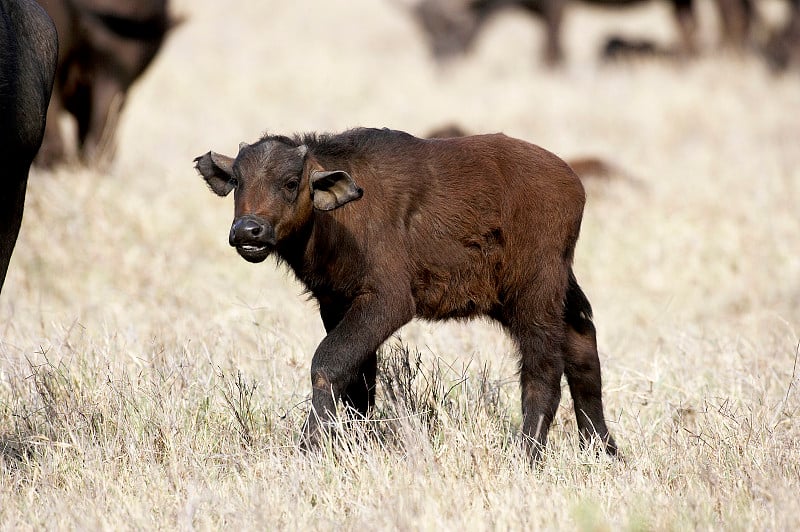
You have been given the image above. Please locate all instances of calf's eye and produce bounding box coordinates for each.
[285,180,299,191]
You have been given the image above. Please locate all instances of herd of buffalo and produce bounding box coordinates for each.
[415,0,800,67]
[2,0,798,462]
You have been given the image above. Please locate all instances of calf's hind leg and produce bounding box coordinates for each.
[514,321,565,462]
[503,289,566,462]
[563,272,618,456]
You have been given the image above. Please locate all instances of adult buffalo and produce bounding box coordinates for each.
[764,0,800,71]
[195,127,618,462]
[412,0,753,66]
[0,0,58,294]
[34,0,174,167]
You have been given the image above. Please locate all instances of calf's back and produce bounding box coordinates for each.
[302,130,585,321]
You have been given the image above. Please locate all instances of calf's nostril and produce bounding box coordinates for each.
[230,217,270,246]
[247,223,263,237]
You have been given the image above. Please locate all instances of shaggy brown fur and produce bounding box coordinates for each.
[195,127,618,461]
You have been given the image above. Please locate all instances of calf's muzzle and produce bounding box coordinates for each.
[229,214,275,263]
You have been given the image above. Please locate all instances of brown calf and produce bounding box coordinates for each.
[195,128,618,461]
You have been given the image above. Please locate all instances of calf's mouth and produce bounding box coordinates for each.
[229,215,274,263]
[236,244,271,263]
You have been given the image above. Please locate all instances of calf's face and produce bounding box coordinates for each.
[195,140,363,263]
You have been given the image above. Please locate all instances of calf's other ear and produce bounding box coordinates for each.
[194,151,236,197]
[310,170,363,211]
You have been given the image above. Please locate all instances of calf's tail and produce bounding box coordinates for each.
[564,269,594,334]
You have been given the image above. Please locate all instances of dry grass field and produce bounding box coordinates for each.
[2,0,800,529]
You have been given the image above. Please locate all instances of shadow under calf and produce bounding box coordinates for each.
[0,0,58,294]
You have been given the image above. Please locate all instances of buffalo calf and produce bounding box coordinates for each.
[195,127,618,461]
[0,0,58,294]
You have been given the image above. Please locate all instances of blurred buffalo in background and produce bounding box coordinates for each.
[426,123,640,183]
[410,0,756,66]
[763,0,800,71]
[34,0,176,168]
[0,0,58,293]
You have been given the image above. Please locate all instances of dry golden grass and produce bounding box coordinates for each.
[2,0,799,529]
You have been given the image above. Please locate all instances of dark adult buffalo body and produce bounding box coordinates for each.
[414,0,753,65]
[0,0,58,293]
[34,0,173,167]
[196,127,618,461]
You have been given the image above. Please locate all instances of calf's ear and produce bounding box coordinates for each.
[194,151,236,197]
[310,170,363,211]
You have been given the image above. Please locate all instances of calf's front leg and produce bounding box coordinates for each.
[302,290,413,449]
[320,303,378,418]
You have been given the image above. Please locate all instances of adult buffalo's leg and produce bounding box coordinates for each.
[714,0,753,49]
[0,171,27,294]
[562,270,618,456]
[75,75,123,167]
[35,92,66,168]
[303,290,413,448]
[764,0,800,71]
[541,0,566,66]
[320,303,378,418]
[673,0,698,55]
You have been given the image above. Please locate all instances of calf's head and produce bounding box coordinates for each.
[194,140,363,263]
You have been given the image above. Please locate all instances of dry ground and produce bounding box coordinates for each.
[2,0,799,529]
